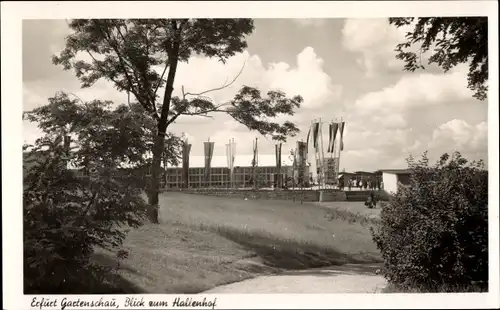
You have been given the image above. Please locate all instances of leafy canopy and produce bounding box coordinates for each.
[390,17,488,101]
[53,19,302,142]
[24,91,183,169]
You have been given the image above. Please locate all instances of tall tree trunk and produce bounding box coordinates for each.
[148,135,164,223]
[147,20,181,224]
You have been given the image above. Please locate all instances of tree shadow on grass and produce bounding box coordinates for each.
[213,227,382,271]
[25,253,146,295]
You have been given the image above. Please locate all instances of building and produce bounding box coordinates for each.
[165,154,309,189]
[376,169,413,194]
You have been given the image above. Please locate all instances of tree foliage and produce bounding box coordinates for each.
[24,91,183,171]
[23,92,175,292]
[53,19,303,223]
[371,151,488,292]
[390,17,488,101]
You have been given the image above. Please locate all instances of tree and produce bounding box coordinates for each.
[23,92,160,293]
[371,151,488,292]
[390,17,488,101]
[53,19,302,223]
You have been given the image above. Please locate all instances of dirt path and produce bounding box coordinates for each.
[203,263,387,293]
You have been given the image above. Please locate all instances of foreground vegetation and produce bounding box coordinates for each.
[372,152,488,293]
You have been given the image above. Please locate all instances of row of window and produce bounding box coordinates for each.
[166,173,280,184]
[166,166,292,176]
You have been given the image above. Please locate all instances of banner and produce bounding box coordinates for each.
[182,140,192,188]
[327,122,339,153]
[252,138,258,187]
[226,139,236,186]
[252,138,258,167]
[275,143,282,187]
[305,126,311,155]
[203,141,215,182]
[296,141,307,186]
[312,122,320,149]
[339,121,346,151]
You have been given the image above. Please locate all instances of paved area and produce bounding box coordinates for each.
[203,264,387,293]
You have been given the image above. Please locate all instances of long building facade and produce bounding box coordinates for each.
[165,154,310,189]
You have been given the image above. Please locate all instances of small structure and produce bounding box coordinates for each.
[376,169,413,195]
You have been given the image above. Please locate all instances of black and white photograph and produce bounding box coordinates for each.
[2,1,499,309]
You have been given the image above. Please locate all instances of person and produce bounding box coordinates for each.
[348,179,352,191]
[365,191,376,209]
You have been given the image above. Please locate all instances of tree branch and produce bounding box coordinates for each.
[183,61,246,98]
[94,20,159,120]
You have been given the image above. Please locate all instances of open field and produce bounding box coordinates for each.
[317,201,382,219]
[92,192,382,293]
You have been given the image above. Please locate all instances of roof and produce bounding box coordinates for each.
[377,169,413,174]
[167,154,296,168]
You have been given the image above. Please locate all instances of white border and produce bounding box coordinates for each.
[2,1,499,309]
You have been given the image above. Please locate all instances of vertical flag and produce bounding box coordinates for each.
[339,121,346,151]
[305,126,311,155]
[331,122,339,153]
[226,138,236,187]
[327,123,333,153]
[297,141,307,186]
[312,122,320,149]
[203,141,215,182]
[275,143,282,188]
[182,139,192,188]
[252,138,258,187]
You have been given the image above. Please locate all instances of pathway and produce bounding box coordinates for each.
[203,263,386,293]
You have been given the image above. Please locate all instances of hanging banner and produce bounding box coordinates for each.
[305,127,311,155]
[182,140,191,188]
[327,124,333,153]
[312,122,320,150]
[275,143,282,188]
[203,141,215,182]
[331,122,339,153]
[339,121,346,151]
[252,138,258,167]
[252,138,258,187]
[226,139,236,186]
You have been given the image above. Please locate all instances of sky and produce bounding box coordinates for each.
[22,18,488,172]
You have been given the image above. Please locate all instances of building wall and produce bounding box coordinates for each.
[382,172,411,194]
[382,172,398,194]
[165,165,296,189]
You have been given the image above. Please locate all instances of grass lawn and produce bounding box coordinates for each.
[93,192,382,294]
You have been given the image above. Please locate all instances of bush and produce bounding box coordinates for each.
[24,140,148,293]
[371,152,488,292]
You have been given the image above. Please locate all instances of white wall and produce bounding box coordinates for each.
[382,172,398,195]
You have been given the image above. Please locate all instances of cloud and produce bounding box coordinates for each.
[430,119,487,152]
[171,46,341,111]
[341,18,410,77]
[355,64,472,113]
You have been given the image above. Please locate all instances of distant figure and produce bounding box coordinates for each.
[365,191,376,209]
[348,179,352,191]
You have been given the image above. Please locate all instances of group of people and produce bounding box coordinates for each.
[346,178,382,191]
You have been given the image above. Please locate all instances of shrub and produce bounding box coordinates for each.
[24,139,148,293]
[371,152,488,292]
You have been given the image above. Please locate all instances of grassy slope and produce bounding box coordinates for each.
[94,192,381,293]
